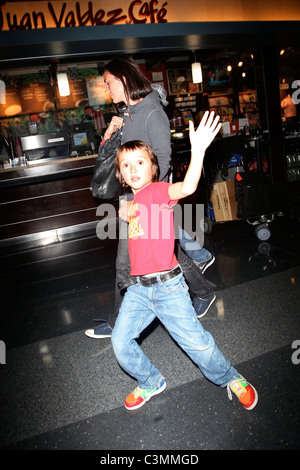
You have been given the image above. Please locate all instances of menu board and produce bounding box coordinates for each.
[0,82,54,118]
[0,71,109,118]
[20,83,55,114]
[55,77,89,110]
[0,87,22,117]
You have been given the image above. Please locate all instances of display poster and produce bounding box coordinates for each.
[167,69,202,96]
[86,76,111,106]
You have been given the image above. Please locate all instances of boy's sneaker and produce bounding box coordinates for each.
[195,255,215,274]
[227,376,258,410]
[125,379,166,410]
[194,293,216,318]
[85,319,112,339]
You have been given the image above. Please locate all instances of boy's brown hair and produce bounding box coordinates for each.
[115,140,160,188]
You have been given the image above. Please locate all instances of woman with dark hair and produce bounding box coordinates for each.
[85,56,215,339]
[103,56,153,103]
[102,56,171,182]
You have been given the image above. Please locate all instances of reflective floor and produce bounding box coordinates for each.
[0,182,300,452]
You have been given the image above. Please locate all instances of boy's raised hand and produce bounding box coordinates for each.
[169,111,221,201]
[189,111,221,152]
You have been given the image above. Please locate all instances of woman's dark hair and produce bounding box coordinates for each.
[104,56,152,105]
[115,140,160,188]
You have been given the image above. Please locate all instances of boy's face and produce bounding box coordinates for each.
[118,148,153,193]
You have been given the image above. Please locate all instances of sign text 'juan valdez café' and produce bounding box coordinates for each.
[1,0,300,31]
[0,0,168,30]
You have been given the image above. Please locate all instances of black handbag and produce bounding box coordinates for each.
[235,171,272,218]
[90,128,123,200]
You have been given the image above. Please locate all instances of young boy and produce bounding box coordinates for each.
[111,111,258,411]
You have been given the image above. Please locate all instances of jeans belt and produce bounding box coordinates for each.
[136,266,181,287]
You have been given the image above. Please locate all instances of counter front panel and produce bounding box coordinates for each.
[0,156,109,243]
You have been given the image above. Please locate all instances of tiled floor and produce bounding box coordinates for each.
[0,182,300,452]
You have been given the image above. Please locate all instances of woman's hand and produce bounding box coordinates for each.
[104,116,124,140]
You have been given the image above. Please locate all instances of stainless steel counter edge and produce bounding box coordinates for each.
[0,155,98,187]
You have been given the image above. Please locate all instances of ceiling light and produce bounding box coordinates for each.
[191,51,202,84]
[192,62,202,84]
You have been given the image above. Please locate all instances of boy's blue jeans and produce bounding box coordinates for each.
[112,220,214,327]
[111,269,239,390]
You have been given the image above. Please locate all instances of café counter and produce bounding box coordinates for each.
[0,155,103,248]
[0,128,190,250]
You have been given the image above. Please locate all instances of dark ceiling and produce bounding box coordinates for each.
[0,20,298,101]
[0,21,300,72]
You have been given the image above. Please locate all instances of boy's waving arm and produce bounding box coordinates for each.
[168,111,221,201]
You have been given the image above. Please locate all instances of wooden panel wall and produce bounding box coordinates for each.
[0,158,101,241]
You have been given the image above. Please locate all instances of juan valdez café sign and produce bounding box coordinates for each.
[0,0,168,30]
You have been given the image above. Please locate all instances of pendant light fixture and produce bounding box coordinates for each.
[192,51,202,84]
[0,79,6,105]
[57,72,70,97]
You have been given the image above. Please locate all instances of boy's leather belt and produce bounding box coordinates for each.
[136,266,182,287]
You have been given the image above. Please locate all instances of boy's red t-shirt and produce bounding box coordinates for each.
[128,182,178,276]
